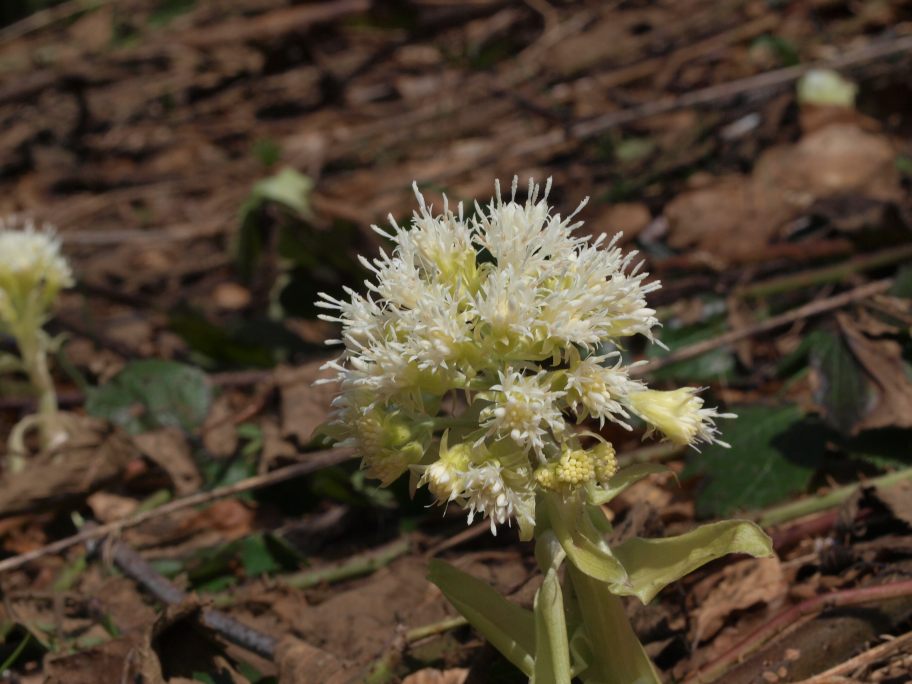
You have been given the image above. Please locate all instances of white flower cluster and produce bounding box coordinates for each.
[0,216,73,330]
[318,179,732,536]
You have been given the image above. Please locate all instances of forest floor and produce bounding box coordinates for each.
[2,0,912,682]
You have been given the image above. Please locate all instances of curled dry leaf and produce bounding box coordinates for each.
[690,556,787,646]
[837,313,912,433]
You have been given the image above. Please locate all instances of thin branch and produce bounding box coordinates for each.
[757,466,912,528]
[0,448,355,575]
[102,533,278,659]
[795,629,912,683]
[633,279,892,377]
[685,579,912,684]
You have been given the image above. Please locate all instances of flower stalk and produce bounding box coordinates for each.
[0,218,73,470]
[318,179,772,682]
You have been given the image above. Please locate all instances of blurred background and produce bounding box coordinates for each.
[1,1,912,682]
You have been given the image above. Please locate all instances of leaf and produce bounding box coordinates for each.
[683,405,827,517]
[838,314,912,432]
[611,520,773,604]
[542,495,627,586]
[809,329,870,431]
[86,360,212,435]
[427,559,535,676]
[532,569,572,684]
[586,463,670,505]
[235,167,313,280]
[891,264,912,298]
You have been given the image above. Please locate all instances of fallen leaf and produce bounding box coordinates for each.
[0,415,137,518]
[838,313,912,432]
[201,394,240,458]
[133,427,203,495]
[690,557,786,644]
[276,360,339,444]
[402,668,470,684]
[275,635,352,684]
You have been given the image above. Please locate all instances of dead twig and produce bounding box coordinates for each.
[685,579,912,683]
[0,448,355,575]
[97,531,278,659]
[795,629,912,683]
[633,279,892,376]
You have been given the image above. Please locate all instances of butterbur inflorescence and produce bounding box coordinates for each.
[317,178,732,537]
[0,217,73,331]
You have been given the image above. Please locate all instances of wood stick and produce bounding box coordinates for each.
[0,448,355,574]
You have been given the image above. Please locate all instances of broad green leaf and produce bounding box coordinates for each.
[890,264,912,298]
[612,520,773,604]
[86,360,211,435]
[586,463,670,505]
[840,428,912,468]
[532,569,572,684]
[428,559,535,676]
[683,404,827,517]
[568,567,661,684]
[543,495,627,586]
[810,329,870,432]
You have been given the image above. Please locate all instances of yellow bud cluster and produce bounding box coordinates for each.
[535,442,617,493]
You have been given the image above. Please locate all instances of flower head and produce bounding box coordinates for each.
[318,178,732,535]
[0,217,73,330]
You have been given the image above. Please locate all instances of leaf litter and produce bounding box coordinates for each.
[1,0,912,681]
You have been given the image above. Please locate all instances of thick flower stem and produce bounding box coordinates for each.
[568,566,661,684]
[6,325,63,470]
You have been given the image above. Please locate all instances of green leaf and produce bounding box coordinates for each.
[891,265,912,298]
[428,559,535,676]
[250,167,313,216]
[567,568,661,684]
[612,520,773,604]
[586,463,670,505]
[86,360,211,435]
[810,329,870,432]
[683,404,827,517]
[532,569,572,684]
[543,495,627,585]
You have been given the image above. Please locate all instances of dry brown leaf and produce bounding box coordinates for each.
[133,427,203,496]
[0,415,137,518]
[838,313,912,432]
[274,635,352,684]
[690,557,786,645]
[587,202,652,244]
[276,360,339,444]
[403,668,470,684]
[202,394,240,458]
[665,124,901,262]
[86,491,140,523]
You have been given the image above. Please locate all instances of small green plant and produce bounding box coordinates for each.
[318,179,772,683]
[0,217,73,472]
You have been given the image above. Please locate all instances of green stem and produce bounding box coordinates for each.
[757,466,912,527]
[14,325,62,451]
[737,243,912,299]
[567,566,661,684]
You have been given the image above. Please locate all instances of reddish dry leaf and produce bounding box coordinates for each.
[837,313,912,432]
[690,557,787,645]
